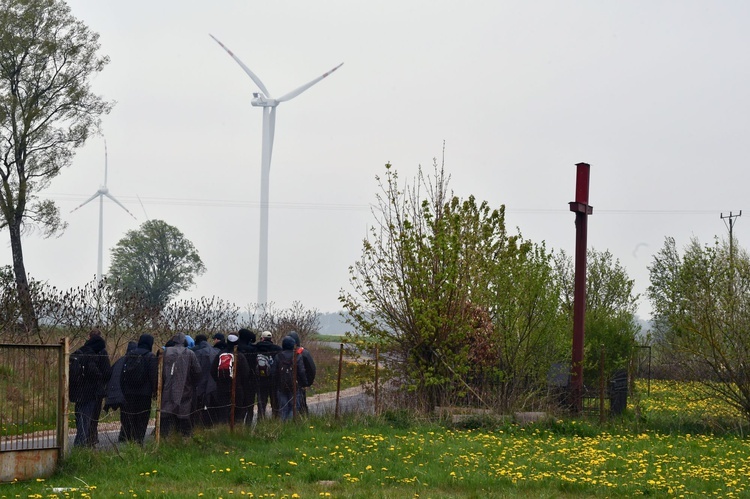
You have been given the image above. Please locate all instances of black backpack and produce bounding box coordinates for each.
[121,351,150,395]
[68,347,98,400]
[277,353,295,393]
[68,348,98,386]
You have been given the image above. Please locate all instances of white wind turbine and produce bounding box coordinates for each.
[71,141,137,281]
[210,34,343,306]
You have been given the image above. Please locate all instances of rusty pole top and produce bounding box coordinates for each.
[569,163,593,215]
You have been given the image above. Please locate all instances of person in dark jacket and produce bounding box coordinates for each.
[210,333,250,425]
[104,341,136,442]
[272,336,307,421]
[104,341,136,414]
[288,331,316,415]
[160,333,201,438]
[236,328,258,425]
[192,334,218,427]
[71,330,112,448]
[255,331,282,419]
[121,334,158,444]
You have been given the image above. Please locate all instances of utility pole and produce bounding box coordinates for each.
[569,163,593,414]
[721,210,741,295]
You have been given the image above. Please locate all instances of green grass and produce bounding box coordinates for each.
[5,384,750,498]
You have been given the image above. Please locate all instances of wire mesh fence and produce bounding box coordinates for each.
[0,342,65,452]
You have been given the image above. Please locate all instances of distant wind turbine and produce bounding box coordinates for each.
[70,141,137,281]
[210,34,343,306]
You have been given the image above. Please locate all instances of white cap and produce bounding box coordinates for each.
[227,334,239,343]
[261,331,272,339]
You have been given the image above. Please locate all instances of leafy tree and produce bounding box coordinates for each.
[556,249,640,382]
[341,160,566,412]
[648,237,750,422]
[108,219,206,310]
[0,0,112,332]
[485,240,568,411]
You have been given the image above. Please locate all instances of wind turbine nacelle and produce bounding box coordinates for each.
[251,93,277,107]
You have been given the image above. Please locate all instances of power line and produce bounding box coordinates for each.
[47,192,739,216]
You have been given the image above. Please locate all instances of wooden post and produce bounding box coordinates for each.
[155,350,163,446]
[374,345,379,416]
[292,349,298,421]
[599,344,606,424]
[335,343,344,420]
[229,345,238,432]
[58,337,69,458]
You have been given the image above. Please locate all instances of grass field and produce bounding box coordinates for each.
[3,380,750,498]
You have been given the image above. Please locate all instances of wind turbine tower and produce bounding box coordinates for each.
[210,34,343,306]
[71,141,137,281]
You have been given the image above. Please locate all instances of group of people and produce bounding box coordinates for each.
[69,327,316,447]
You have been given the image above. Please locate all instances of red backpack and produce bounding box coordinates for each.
[217,352,234,379]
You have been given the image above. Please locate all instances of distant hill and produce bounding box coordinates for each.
[319,312,655,341]
[318,311,349,336]
[635,316,652,343]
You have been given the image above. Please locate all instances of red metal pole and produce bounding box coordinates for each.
[569,162,593,414]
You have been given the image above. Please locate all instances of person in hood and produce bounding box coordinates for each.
[288,331,316,415]
[272,336,307,421]
[212,333,226,351]
[236,328,258,425]
[191,334,218,428]
[104,341,136,442]
[210,333,250,426]
[71,329,112,448]
[160,333,201,437]
[104,341,136,414]
[255,331,282,419]
[121,334,158,444]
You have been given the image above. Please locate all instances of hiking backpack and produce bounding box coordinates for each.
[68,348,97,386]
[121,351,150,395]
[256,353,273,378]
[277,353,295,393]
[217,352,234,379]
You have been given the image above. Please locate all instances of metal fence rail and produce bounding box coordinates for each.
[0,340,68,483]
[0,342,65,452]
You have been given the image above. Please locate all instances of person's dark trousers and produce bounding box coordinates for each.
[237,388,256,425]
[212,389,232,425]
[277,388,304,421]
[122,396,152,444]
[205,392,222,427]
[270,379,281,419]
[300,387,309,416]
[90,397,103,445]
[257,381,273,419]
[192,394,213,428]
[160,414,192,438]
[74,399,100,447]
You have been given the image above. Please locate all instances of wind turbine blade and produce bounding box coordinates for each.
[70,192,101,213]
[103,192,137,220]
[276,63,343,103]
[209,34,271,97]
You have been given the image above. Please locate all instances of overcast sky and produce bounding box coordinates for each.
[8,1,750,319]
